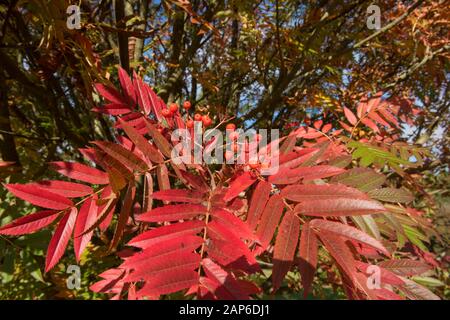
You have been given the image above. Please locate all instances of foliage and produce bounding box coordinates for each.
[1,68,446,300]
[0,0,448,300]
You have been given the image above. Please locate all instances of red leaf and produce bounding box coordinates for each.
[313,120,323,130]
[140,173,153,215]
[398,277,440,300]
[281,183,369,202]
[124,251,200,282]
[136,268,199,298]
[298,223,318,298]
[246,180,271,230]
[100,151,134,185]
[210,208,256,241]
[156,163,171,195]
[310,219,390,256]
[202,258,250,300]
[134,74,151,115]
[344,107,358,125]
[145,121,173,158]
[206,238,259,274]
[373,288,404,300]
[366,91,383,112]
[294,198,386,216]
[118,66,136,105]
[207,221,260,274]
[223,171,258,202]
[322,123,332,133]
[255,194,285,251]
[0,210,59,235]
[109,183,136,251]
[78,147,99,163]
[272,211,300,291]
[378,107,399,127]
[278,148,319,170]
[152,189,205,204]
[30,180,93,198]
[117,135,148,164]
[268,165,345,184]
[50,162,109,185]
[94,83,125,105]
[179,170,209,192]
[5,183,73,210]
[378,259,432,277]
[117,118,163,163]
[357,97,368,118]
[355,261,404,286]
[361,118,379,132]
[339,120,353,132]
[0,161,15,168]
[146,86,163,121]
[92,141,149,172]
[82,196,117,235]
[74,195,98,261]
[368,110,391,127]
[45,207,77,272]
[90,268,126,295]
[122,235,203,270]
[300,128,323,139]
[137,204,207,222]
[92,103,131,115]
[128,220,205,249]
[318,232,356,282]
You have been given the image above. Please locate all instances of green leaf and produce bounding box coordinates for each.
[346,140,415,169]
[368,188,414,203]
[411,276,445,288]
[331,168,386,192]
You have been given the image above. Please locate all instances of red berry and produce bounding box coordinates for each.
[186,120,194,128]
[248,162,260,169]
[226,123,236,130]
[169,103,178,113]
[162,109,172,117]
[194,113,202,121]
[202,115,212,127]
[229,131,239,141]
[183,101,191,110]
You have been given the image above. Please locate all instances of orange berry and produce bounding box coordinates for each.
[169,103,178,113]
[186,120,194,128]
[183,101,191,110]
[194,113,202,121]
[229,131,239,140]
[202,115,212,127]
[248,162,260,169]
[226,123,236,130]
[162,109,172,117]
